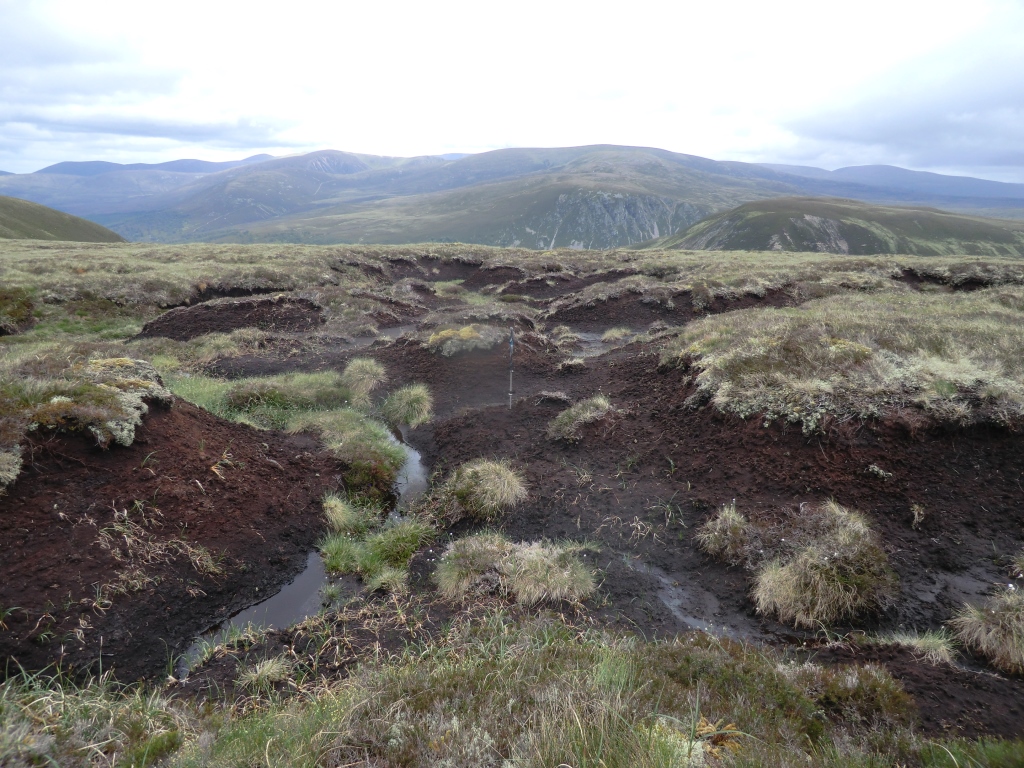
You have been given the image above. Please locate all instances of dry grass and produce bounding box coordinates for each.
[441,458,528,521]
[434,532,596,605]
[662,287,1024,432]
[236,657,293,694]
[1011,549,1024,579]
[547,394,613,441]
[380,383,433,427]
[601,326,633,342]
[752,501,897,628]
[695,501,747,564]
[949,586,1024,674]
[322,493,380,537]
[869,629,957,665]
[424,323,505,356]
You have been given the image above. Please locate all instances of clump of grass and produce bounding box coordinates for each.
[434,532,596,605]
[557,357,586,373]
[547,394,612,441]
[236,657,293,694]
[869,629,956,665]
[339,357,386,407]
[319,492,430,593]
[425,324,504,356]
[949,586,1024,674]
[601,327,632,342]
[380,383,433,427]
[752,501,897,628]
[441,458,528,521]
[224,371,353,424]
[1011,549,1024,579]
[695,500,747,564]
[365,566,409,594]
[322,492,379,537]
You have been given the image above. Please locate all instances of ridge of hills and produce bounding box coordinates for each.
[0,195,126,242]
[3,145,1024,248]
[647,196,1024,256]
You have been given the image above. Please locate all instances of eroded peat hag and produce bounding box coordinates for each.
[0,400,336,679]
[4,241,1024,762]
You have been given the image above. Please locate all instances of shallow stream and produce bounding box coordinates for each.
[178,431,428,675]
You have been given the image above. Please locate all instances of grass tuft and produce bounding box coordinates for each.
[339,357,386,407]
[236,657,293,694]
[322,493,379,537]
[434,532,596,605]
[546,394,612,441]
[949,586,1024,674]
[380,383,433,427]
[869,629,956,665]
[752,501,897,628]
[443,458,528,521]
[695,501,747,564]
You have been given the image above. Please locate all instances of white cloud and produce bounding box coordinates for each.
[1,0,1021,180]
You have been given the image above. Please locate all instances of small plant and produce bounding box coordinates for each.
[910,503,926,530]
[320,582,342,606]
[323,493,379,537]
[547,395,612,441]
[363,518,433,568]
[556,357,586,374]
[365,566,409,594]
[601,327,632,342]
[695,501,748,564]
[236,657,293,694]
[752,502,897,628]
[1010,549,1024,579]
[425,324,504,356]
[380,383,433,427]
[434,532,596,605]
[320,534,362,573]
[866,464,892,480]
[949,586,1024,674]
[442,458,528,521]
[869,629,956,665]
[340,357,386,407]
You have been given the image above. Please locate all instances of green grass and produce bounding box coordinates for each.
[695,500,748,564]
[0,195,125,243]
[868,629,956,665]
[379,383,433,427]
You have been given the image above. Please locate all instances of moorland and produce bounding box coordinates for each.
[1,238,1023,767]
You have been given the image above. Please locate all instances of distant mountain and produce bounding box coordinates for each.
[0,170,12,176]
[5,146,1024,249]
[648,197,1024,256]
[760,164,1024,201]
[35,154,274,177]
[0,196,126,242]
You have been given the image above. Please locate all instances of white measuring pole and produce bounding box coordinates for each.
[508,326,514,409]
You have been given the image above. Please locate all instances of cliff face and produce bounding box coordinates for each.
[495,191,711,250]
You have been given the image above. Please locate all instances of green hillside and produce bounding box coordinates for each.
[0,196,126,243]
[650,197,1024,256]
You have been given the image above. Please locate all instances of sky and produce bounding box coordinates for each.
[2,0,1023,181]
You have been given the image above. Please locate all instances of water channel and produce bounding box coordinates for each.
[178,431,429,675]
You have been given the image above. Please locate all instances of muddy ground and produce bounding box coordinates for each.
[3,259,1023,739]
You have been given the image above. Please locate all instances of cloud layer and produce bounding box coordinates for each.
[1,0,1021,180]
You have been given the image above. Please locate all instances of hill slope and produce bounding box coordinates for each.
[0,196,126,242]
[649,197,1024,256]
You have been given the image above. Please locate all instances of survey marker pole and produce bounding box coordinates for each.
[508,326,514,409]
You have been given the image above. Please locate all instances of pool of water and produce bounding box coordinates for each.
[178,430,429,676]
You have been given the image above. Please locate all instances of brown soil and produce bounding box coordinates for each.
[0,400,338,681]
[502,269,638,300]
[808,643,1024,740]
[136,296,325,341]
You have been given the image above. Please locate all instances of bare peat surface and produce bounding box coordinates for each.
[136,295,325,341]
[0,400,337,680]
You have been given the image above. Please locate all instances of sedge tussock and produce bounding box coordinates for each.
[380,383,433,427]
[236,657,293,693]
[949,586,1024,674]
[695,501,748,563]
[443,458,528,520]
[322,493,379,537]
[434,532,595,605]
[546,394,612,441]
[752,501,896,628]
[339,357,386,407]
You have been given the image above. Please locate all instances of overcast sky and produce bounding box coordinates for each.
[2,0,1023,180]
